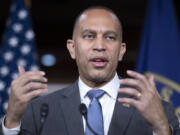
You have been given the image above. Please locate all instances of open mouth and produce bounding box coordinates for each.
[90,57,108,67]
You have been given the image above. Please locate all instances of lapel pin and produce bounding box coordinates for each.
[122,103,130,108]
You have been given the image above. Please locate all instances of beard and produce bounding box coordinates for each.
[77,59,117,87]
[88,76,107,84]
[83,71,115,87]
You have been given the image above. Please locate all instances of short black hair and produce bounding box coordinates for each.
[72,6,123,40]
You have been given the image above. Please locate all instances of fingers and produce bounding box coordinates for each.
[148,75,155,86]
[118,88,141,99]
[17,65,46,86]
[126,70,150,88]
[11,71,48,98]
[15,66,48,96]
[25,89,48,102]
[118,70,158,110]
[118,87,142,109]
[118,70,169,131]
[118,97,139,107]
[120,78,144,93]
[5,66,49,128]
[11,71,48,100]
[16,71,47,86]
[120,70,155,94]
[18,65,25,75]
[24,82,48,93]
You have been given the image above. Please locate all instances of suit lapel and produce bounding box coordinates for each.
[58,79,136,135]
[108,93,135,135]
[59,81,84,135]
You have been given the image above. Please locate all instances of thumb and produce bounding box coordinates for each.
[18,65,25,76]
[149,75,161,98]
[149,75,155,86]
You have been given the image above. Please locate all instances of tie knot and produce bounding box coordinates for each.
[87,89,104,100]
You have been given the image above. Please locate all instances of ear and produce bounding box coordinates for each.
[67,39,76,59]
[118,42,126,61]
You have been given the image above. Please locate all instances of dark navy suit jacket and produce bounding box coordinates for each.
[1,81,180,135]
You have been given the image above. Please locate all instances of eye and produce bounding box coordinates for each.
[105,36,116,41]
[83,34,95,39]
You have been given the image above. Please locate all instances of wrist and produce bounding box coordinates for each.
[153,124,171,135]
[4,114,21,128]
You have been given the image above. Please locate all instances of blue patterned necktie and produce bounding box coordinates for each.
[86,89,105,135]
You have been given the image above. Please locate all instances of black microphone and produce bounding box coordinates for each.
[39,103,49,135]
[79,103,98,135]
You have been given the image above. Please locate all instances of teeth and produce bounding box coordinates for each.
[94,59,107,62]
[91,58,107,62]
[96,59,102,62]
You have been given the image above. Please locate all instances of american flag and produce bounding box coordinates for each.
[0,0,39,121]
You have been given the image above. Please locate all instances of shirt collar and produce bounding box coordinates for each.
[78,73,120,100]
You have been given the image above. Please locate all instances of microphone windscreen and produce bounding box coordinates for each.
[40,103,49,117]
[79,103,87,116]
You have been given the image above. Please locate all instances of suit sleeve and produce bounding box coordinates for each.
[162,101,180,135]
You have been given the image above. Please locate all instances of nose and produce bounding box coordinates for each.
[93,36,106,52]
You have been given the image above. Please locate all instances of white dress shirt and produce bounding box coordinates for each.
[79,73,120,135]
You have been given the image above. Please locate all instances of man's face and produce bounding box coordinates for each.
[67,9,126,87]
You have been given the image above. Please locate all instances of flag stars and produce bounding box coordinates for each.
[21,44,31,55]
[8,37,19,47]
[13,23,23,33]
[3,102,8,111]
[30,65,39,71]
[0,66,10,77]
[17,59,27,67]
[0,81,5,91]
[0,0,39,119]
[7,87,11,95]
[4,51,14,61]
[25,30,34,40]
[11,72,18,80]
[18,9,27,19]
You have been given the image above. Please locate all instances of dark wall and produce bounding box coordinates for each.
[0,0,180,83]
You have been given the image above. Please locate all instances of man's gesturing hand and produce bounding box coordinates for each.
[5,66,48,128]
[118,70,171,135]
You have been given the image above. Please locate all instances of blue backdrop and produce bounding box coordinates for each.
[136,0,180,121]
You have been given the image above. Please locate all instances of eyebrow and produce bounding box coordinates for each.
[81,29,96,35]
[81,29,118,37]
[104,31,118,37]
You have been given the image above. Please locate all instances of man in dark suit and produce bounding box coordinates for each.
[1,6,180,135]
